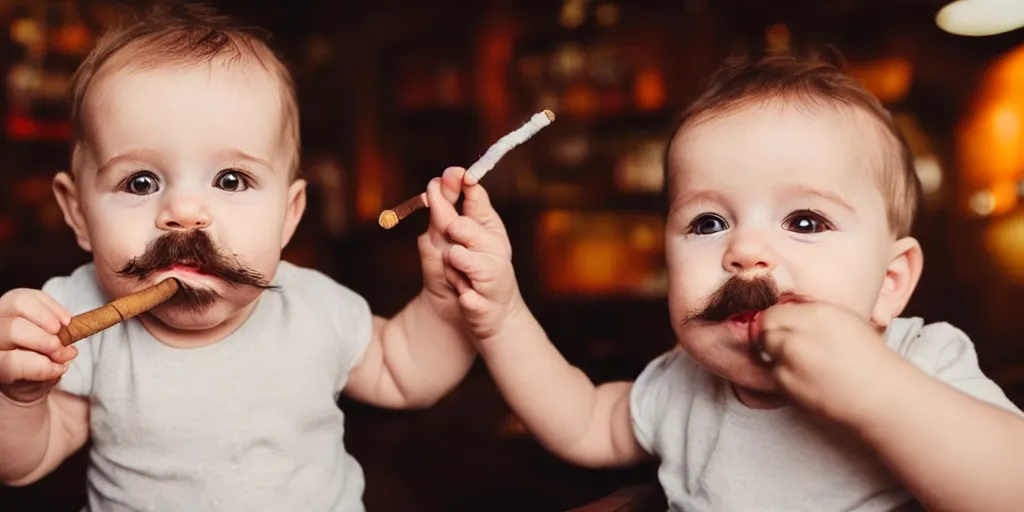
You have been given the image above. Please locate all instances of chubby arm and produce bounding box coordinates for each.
[477,306,650,468]
[757,305,1024,512]
[850,346,1024,512]
[343,168,476,409]
[0,288,90,485]
[344,299,475,410]
[440,177,650,468]
[1,389,89,486]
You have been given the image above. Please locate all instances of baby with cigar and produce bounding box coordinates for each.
[442,47,1023,511]
[0,4,478,511]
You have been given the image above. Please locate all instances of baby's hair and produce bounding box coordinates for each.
[68,1,301,177]
[663,44,921,238]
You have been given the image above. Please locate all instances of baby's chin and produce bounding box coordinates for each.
[678,328,781,394]
[723,365,780,395]
[145,293,257,331]
[146,303,230,331]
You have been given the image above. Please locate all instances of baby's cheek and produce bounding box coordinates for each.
[228,234,283,275]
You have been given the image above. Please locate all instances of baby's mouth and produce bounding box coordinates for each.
[724,295,807,325]
[727,310,760,324]
[166,262,212,276]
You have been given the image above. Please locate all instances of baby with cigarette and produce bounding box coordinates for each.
[0,4,480,511]
[441,47,1023,511]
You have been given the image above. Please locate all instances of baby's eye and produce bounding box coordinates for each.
[688,213,729,235]
[123,172,160,195]
[783,210,834,234]
[214,170,252,192]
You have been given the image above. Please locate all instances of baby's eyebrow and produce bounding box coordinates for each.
[215,149,273,172]
[666,189,727,220]
[97,148,161,175]
[673,189,725,208]
[781,185,856,213]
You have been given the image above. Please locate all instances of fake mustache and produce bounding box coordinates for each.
[115,229,274,290]
[114,230,275,312]
[683,274,807,324]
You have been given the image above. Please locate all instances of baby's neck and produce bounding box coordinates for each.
[732,384,790,409]
[137,301,258,349]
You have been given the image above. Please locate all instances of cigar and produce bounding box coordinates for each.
[377,193,426,230]
[378,110,556,230]
[57,278,181,346]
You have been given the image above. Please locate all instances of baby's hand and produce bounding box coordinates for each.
[443,179,521,341]
[753,301,903,427]
[0,289,77,403]
[418,167,467,324]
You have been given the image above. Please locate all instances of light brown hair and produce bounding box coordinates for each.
[664,45,921,238]
[69,2,301,177]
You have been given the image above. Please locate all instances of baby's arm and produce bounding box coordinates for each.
[849,348,1024,512]
[343,168,476,410]
[0,390,89,486]
[443,178,650,467]
[757,307,1023,512]
[0,288,90,485]
[478,308,649,467]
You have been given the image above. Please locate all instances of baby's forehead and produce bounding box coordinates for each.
[668,100,899,206]
[79,58,285,138]
[90,53,280,100]
[673,100,892,176]
[74,62,290,167]
[682,97,886,145]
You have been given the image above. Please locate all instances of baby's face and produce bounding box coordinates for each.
[665,100,902,398]
[54,58,305,335]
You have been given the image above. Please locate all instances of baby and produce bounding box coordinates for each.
[0,4,475,511]
[441,47,1022,511]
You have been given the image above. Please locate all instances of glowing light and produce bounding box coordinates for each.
[936,0,1024,37]
[914,155,943,195]
[985,210,1024,282]
[970,190,997,216]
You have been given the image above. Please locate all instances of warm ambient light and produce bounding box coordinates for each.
[936,0,1024,37]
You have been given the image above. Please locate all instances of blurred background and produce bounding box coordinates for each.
[2,0,1024,510]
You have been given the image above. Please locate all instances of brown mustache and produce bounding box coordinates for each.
[684,274,807,324]
[115,230,275,290]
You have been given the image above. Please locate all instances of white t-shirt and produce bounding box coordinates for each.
[630,317,1021,512]
[45,261,373,512]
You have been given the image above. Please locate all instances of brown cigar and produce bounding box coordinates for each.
[378,192,427,230]
[57,278,181,346]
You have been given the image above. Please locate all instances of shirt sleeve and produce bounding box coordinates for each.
[331,285,374,379]
[43,273,96,398]
[307,273,373,394]
[903,321,1021,415]
[630,348,687,455]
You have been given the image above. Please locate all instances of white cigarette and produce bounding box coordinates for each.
[465,110,556,184]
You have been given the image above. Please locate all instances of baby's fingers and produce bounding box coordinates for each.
[0,317,63,354]
[447,217,509,259]
[34,292,72,329]
[50,345,78,365]
[457,289,490,316]
[426,179,458,246]
[439,167,466,202]
[0,290,68,335]
[0,350,66,385]
[443,265,473,296]
[446,244,504,286]
[461,180,506,233]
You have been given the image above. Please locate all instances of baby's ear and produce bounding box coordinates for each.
[870,236,923,327]
[281,178,307,248]
[52,172,93,252]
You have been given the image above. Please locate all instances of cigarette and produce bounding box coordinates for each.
[378,110,555,230]
[57,278,181,346]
